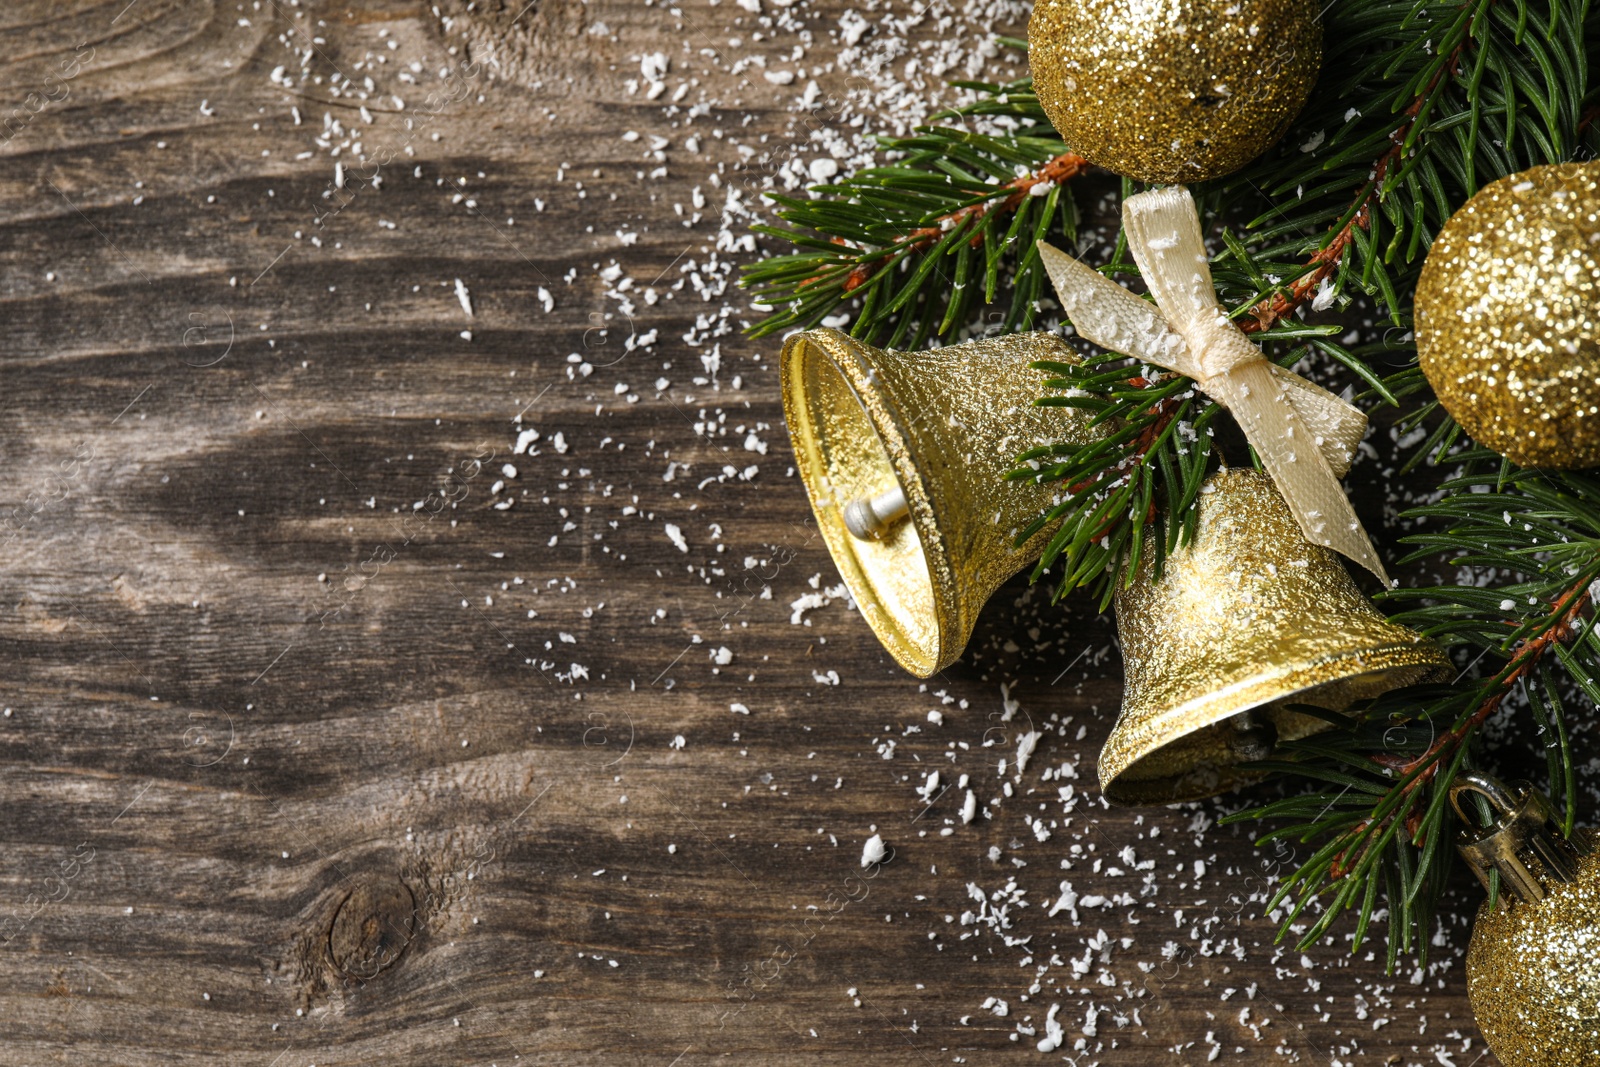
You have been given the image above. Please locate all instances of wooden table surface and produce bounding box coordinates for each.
[0,1,1503,1063]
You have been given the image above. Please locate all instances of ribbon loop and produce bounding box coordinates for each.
[1037,186,1389,585]
[1122,185,1219,335]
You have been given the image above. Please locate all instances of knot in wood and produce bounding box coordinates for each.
[329,877,415,980]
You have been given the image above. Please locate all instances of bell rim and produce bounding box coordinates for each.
[1099,638,1453,804]
[779,328,960,677]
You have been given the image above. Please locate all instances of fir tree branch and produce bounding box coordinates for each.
[1322,574,1592,890]
[740,76,1086,348]
[1011,319,1352,605]
[1225,460,1600,964]
[1009,357,1215,608]
[830,150,1090,297]
[1228,0,1588,324]
[1367,579,1593,790]
[1238,9,1478,333]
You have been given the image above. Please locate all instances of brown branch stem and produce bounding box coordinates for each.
[1240,24,1477,335]
[1330,575,1594,880]
[815,151,1091,295]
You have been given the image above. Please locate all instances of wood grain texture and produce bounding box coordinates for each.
[0,1,1502,1064]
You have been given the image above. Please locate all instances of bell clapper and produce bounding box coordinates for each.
[1228,709,1278,762]
[843,485,910,541]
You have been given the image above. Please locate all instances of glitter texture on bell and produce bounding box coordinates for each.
[780,329,1096,678]
[1100,469,1452,804]
[1453,772,1600,1067]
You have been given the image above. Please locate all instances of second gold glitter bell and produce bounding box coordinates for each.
[780,328,1097,678]
[1100,469,1453,804]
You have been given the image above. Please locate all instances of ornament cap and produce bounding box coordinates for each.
[1451,772,1588,906]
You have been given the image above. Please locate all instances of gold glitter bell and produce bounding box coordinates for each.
[780,329,1096,678]
[1028,0,1322,183]
[1100,469,1452,804]
[1453,773,1600,1067]
[1417,162,1600,468]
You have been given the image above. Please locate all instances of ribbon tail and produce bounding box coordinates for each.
[1222,362,1390,586]
[1036,241,1198,376]
[1268,366,1368,479]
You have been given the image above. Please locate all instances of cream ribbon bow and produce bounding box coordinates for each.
[1037,186,1388,585]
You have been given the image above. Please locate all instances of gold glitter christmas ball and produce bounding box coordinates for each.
[1466,829,1600,1066]
[1416,163,1600,468]
[1027,0,1322,183]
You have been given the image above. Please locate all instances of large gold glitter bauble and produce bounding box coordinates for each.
[1452,773,1600,1066]
[1416,162,1600,468]
[1101,469,1450,804]
[780,329,1100,678]
[1027,0,1322,183]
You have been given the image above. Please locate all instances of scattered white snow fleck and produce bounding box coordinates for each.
[1036,1003,1064,1052]
[1311,276,1337,312]
[789,592,827,624]
[1015,731,1041,775]
[860,834,887,868]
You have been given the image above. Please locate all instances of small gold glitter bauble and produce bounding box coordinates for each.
[1027,0,1321,183]
[1452,773,1600,1066]
[1416,162,1600,468]
[1466,830,1600,1064]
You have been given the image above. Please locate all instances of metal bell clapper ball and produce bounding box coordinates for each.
[1453,772,1600,1067]
[779,329,1100,678]
[1099,469,1452,804]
